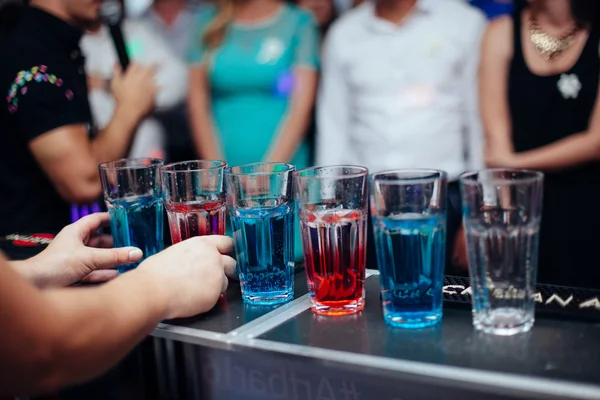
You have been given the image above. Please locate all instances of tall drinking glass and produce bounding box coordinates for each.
[460,169,543,335]
[161,160,227,243]
[371,170,447,328]
[225,162,296,305]
[99,158,164,274]
[294,166,368,316]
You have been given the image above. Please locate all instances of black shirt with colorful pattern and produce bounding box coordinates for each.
[0,6,94,238]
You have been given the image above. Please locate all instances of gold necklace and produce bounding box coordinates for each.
[528,20,579,60]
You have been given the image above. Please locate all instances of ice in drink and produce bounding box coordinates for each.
[107,194,164,274]
[166,198,226,243]
[466,220,539,335]
[374,213,446,328]
[230,202,295,305]
[300,207,367,316]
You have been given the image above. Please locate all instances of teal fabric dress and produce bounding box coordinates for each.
[187,4,320,259]
[187,4,319,167]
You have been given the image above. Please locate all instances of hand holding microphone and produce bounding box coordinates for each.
[100,0,130,70]
[111,63,157,120]
[100,1,157,120]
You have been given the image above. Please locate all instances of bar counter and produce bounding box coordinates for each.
[144,269,600,400]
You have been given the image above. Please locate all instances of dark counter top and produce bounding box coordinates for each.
[260,276,600,386]
[151,269,600,400]
[164,271,309,335]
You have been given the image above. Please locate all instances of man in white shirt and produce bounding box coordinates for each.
[142,0,201,60]
[141,0,203,162]
[317,0,487,272]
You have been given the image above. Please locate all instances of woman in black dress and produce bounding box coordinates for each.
[480,0,600,289]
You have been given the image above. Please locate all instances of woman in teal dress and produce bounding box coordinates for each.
[186,0,319,259]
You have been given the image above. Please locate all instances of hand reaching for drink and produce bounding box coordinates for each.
[138,235,237,319]
[12,211,237,318]
[12,213,143,288]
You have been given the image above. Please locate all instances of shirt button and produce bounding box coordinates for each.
[71,50,80,59]
[78,66,85,75]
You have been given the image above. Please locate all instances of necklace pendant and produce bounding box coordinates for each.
[528,20,578,61]
[557,73,582,99]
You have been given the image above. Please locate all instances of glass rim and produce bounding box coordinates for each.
[460,168,544,186]
[370,169,447,185]
[98,157,164,171]
[224,162,295,177]
[160,159,227,174]
[293,165,369,180]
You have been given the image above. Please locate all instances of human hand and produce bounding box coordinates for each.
[137,235,236,319]
[17,213,143,288]
[484,146,518,168]
[111,63,157,120]
[87,74,108,91]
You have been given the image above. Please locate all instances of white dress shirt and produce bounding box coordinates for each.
[317,0,487,179]
[142,5,201,61]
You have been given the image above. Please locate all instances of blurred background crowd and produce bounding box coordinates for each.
[1,0,600,287]
[1,0,511,167]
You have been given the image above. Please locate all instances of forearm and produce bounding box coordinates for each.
[266,69,316,163]
[9,258,47,288]
[513,132,600,171]
[90,105,140,163]
[188,104,221,160]
[8,269,167,395]
[265,111,311,163]
[487,132,515,154]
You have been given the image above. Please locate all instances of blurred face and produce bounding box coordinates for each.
[297,0,334,27]
[530,0,572,16]
[63,0,104,26]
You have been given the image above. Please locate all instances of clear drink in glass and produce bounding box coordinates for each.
[225,163,296,305]
[294,166,368,316]
[371,170,447,328]
[99,158,164,274]
[460,169,543,335]
[161,160,227,243]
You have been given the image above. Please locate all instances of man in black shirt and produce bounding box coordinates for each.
[0,0,156,244]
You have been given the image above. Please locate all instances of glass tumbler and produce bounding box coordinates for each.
[460,168,544,335]
[225,162,296,306]
[161,160,227,243]
[294,165,369,316]
[371,169,448,328]
[99,158,164,274]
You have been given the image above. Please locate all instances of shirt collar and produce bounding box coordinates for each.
[19,6,83,52]
[362,0,435,34]
[144,5,194,31]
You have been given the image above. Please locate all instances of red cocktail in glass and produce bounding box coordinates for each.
[294,166,369,316]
